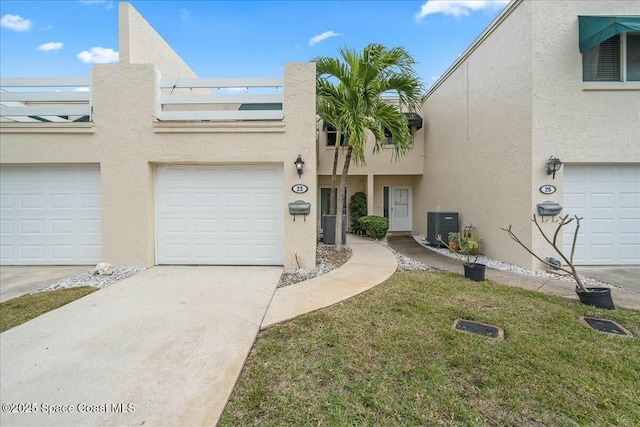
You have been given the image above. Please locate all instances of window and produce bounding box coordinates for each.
[583,32,640,82]
[384,126,393,146]
[383,125,414,147]
[325,124,347,147]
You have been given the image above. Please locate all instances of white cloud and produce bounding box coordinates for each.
[180,9,190,24]
[37,41,64,52]
[308,30,340,46]
[1,14,33,32]
[415,0,509,20]
[79,1,113,10]
[77,47,119,63]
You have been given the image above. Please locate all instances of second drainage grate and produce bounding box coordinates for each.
[454,319,505,340]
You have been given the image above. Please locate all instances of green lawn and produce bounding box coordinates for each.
[220,271,640,426]
[0,287,97,333]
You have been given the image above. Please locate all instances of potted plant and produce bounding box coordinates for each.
[502,214,614,309]
[460,225,480,255]
[437,225,486,282]
[447,232,460,252]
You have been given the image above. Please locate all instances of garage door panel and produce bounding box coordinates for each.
[21,194,44,209]
[563,193,585,210]
[156,166,284,265]
[21,245,44,260]
[591,193,613,208]
[620,245,640,262]
[563,165,640,265]
[620,193,640,208]
[51,245,74,261]
[194,244,219,260]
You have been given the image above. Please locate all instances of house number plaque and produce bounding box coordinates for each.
[539,185,557,195]
[292,184,308,194]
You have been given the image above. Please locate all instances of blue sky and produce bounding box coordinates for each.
[0,0,509,87]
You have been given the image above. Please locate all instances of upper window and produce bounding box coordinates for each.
[325,124,348,147]
[383,125,414,147]
[583,32,640,82]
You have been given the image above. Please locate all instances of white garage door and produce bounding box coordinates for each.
[0,165,101,265]
[563,165,640,265]
[156,166,284,265]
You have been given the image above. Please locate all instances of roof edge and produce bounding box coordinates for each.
[425,0,523,99]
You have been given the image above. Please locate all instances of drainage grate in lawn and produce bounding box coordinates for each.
[454,319,505,340]
[581,317,632,337]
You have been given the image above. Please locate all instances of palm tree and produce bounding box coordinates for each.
[315,43,425,250]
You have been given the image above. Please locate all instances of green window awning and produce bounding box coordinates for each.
[578,15,640,53]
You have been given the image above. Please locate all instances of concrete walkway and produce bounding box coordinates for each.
[386,234,640,310]
[262,235,398,329]
[0,266,281,427]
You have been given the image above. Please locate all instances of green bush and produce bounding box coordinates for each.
[349,192,367,234]
[358,215,389,240]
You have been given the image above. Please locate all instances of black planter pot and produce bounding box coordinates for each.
[576,287,615,310]
[463,263,486,282]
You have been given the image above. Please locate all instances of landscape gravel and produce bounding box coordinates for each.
[35,266,146,294]
[277,244,352,288]
[412,235,616,289]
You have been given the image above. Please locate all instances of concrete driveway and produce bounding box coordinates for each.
[0,266,281,426]
[0,266,91,303]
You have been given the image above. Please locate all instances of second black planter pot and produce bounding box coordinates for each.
[464,263,486,281]
[576,287,615,310]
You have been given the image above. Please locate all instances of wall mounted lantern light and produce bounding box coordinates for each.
[546,156,563,179]
[294,155,305,178]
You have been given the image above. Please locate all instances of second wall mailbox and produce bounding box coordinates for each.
[537,200,562,216]
[289,200,311,216]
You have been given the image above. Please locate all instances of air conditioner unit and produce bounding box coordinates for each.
[427,212,459,247]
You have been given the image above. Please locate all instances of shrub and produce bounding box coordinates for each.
[358,215,389,240]
[349,192,367,234]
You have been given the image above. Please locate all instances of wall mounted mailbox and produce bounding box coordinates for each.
[537,200,562,216]
[288,200,311,221]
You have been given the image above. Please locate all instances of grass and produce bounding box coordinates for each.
[0,287,97,333]
[220,271,640,426]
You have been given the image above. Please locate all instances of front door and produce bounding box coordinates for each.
[390,186,412,231]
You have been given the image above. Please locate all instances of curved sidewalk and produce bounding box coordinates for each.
[261,235,398,329]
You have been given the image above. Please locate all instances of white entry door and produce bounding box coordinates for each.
[390,187,412,231]
[156,165,284,265]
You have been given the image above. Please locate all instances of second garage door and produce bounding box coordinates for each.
[563,165,640,265]
[0,165,101,265]
[156,165,284,265]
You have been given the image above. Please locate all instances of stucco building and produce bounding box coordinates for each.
[2,1,639,270]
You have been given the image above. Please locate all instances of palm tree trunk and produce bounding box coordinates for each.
[328,130,341,215]
[335,146,352,251]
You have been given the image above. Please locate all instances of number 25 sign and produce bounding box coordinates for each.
[539,185,556,195]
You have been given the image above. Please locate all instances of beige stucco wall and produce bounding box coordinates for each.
[418,1,535,267]
[119,2,197,79]
[0,5,316,269]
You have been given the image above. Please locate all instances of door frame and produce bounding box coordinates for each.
[389,186,412,232]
